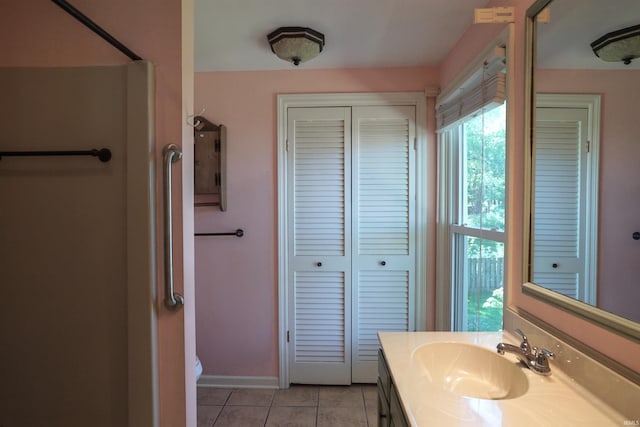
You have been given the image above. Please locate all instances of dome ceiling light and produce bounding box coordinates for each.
[591,24,640,65]
[267,27,325,66]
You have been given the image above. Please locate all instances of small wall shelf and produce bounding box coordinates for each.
[193,115,226,211]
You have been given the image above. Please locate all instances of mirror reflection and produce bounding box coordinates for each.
[530,0,640,323]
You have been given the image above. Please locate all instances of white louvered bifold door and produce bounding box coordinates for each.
[351,106,416,382]
[287,107,352,384]
[532,107,588,300]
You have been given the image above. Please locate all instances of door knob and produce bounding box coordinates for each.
[380,261,386,266]
[316,262,322,267]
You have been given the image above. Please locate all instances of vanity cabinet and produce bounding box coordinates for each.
[378,349,409,427]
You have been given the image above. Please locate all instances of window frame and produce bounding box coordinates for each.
[447,105,507,331]
[435,28,513,331]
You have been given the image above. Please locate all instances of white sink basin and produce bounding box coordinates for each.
[411,342,529,400]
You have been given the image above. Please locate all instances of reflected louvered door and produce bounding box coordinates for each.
[532,107,588,300]
[288,107,352,384]
[351,106,415,382]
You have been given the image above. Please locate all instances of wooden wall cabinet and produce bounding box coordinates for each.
[193,115,226,210]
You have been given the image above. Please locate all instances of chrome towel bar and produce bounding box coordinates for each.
[163,144,184,310]
[0,148,112,162]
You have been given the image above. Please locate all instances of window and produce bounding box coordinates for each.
[451,104,506,331]
[436,43,507,332]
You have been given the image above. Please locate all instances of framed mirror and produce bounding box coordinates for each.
[523,0,640,340]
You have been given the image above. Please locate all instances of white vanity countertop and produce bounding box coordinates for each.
[378,331,629,427]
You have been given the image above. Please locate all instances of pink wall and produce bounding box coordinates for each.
[194,67,438,377]
[537,69,640,322]
[1,1,195,425]
[440,0,640,372]
[195,0,640,378]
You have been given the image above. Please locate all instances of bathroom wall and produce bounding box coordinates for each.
[440,0,640,372]
[537,69,640,322]
[0,1,196,425]
[193,67,438,378]
[194,0,640,380]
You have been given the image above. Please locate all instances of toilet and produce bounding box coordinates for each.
[195,356,203,381]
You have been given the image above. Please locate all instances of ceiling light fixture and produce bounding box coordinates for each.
[267,27,325,66]
[591,24,640,65]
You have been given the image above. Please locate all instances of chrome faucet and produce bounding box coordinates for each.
[497,329,554,376]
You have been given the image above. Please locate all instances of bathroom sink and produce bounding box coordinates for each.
[411,342,529,400]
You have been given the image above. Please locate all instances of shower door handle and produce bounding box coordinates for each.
[163,144,184,310]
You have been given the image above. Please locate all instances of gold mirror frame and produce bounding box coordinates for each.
[522,0,640,342]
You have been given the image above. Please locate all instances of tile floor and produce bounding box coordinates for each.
[197,384,378,427]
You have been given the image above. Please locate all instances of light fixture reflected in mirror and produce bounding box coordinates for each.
[267,27,325,66]
[591,24,640,65]
[524,0,640,342]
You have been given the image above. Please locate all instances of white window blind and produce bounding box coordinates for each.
[436,46,506,132]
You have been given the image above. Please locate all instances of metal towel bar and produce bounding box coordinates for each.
[195,228,244,237]
[162,144,184,310]
[0,148,112,162]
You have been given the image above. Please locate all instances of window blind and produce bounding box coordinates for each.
[436,47,506,132]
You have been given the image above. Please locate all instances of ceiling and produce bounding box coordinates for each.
[194,0,491,72]
[536,0,640,69]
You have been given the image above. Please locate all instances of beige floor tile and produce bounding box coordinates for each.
[265,406,317,427]
[227,388,275,406]
[272,386,319,407]
[317,406,367,427]
[365,405,378,427]
[197,405,223,427]
[213,406,269,427]
[199,384,377,426]
[362,384,378,411]
[362,384,378,426]
[318,385,364,408]
[362,384,377,402]
[198,387,232,406]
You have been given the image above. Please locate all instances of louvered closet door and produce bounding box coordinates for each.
[287,107,352,384]
[351,106,415,382]
[533,107,588,300]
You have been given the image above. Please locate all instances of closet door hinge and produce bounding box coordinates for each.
[413,137,417,151]
[287,330,290,342]
[586,140,591,153]
[286,139,290,152]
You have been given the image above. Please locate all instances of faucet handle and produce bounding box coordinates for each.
[534,347,555,374]
[537,347,554,360]
[514,329,530,352]
[514,328,527,342]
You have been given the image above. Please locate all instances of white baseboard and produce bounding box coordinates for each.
[197,375,279,389]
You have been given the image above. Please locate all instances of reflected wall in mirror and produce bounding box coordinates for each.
[527,0,640,325]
